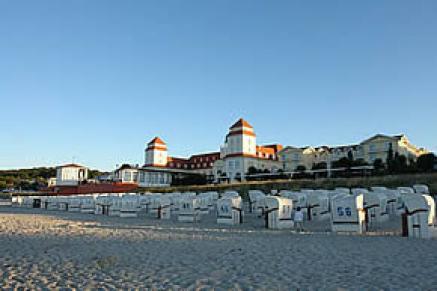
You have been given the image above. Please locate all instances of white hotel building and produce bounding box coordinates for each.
[136,119,283,187]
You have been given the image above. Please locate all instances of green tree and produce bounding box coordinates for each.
[417,153,436,172]
[347,150,354,161]
[332,157,351,169]
[247,166,259,175]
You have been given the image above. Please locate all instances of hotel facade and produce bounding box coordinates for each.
[278,134,428,172]
[129,118,428,187]
[136,119,282,187]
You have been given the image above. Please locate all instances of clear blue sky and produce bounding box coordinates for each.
[1,0,436,171]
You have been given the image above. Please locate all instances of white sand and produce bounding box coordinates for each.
[0,206,436,290]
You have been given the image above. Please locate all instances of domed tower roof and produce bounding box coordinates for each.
[227,118,256,139]
[147,136,166,145]
[229,118,253,130]
[146,136,167,151]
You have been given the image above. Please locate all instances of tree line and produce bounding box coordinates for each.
[0,167,106,191]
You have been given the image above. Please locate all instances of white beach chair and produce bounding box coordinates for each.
[46,197,59,211]
[397,187,415,194]
[221,190,240,199]
[156,196,172,219]
[308,190,330,221]
[264,196,293,229]
[351,188,369,196]
[370,186,388,192]
[216,196,243,225]
[248,190,267,214]
[80,196,96,214]
[68,197,81,212]
[422,194,435,226]
[281,191,308,219]
[331,194,366,234]
[108,196,122,217]
[334,187,351,195]
[197,192,213,215]
[120,195,140,218]
[402,195,430,239]
[178,196,201,222]
[413,184,430,194]
[363,192,388,229]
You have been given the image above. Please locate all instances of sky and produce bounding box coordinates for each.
[1,0,436,171]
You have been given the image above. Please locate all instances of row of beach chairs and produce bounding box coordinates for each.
[11,184,435,238]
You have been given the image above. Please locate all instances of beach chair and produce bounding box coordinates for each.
[80,196,96,214]
[370,186,388,192]
[422,194,435,226]
[108,196,122,217]
[282,191,308,219]
[216,196,243,225]
[68,197,81,212]
[178,196,201,222]
[120,195,140,218]
[157,196,172,219]
[308,190,330,221]
[221,191,240,198]
[95,195,111,215]
[351,188,369,196]
[331,194,366,234]
[363,192,388,230]
[413,184,430,194]
[402,195,430,238]
[264,196,293,229]
[397,187,415,194]
[46,197,59,211]
[334,187,350,195]
[248,190,267,214]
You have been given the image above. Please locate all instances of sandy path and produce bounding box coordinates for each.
[0,207,436,290]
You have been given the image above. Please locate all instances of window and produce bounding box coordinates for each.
[124,172,131,182]
[369,144,376,152]
[384,142,392,150]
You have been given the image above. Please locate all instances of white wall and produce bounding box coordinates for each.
[56,167,88,186]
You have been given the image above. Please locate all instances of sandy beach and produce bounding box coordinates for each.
[1,206,436,290]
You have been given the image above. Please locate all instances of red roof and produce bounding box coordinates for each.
[258,144,283,152]
[148,136,166,145]
[230,118,253,129]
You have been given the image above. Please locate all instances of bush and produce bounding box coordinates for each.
[417,153,436,172]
